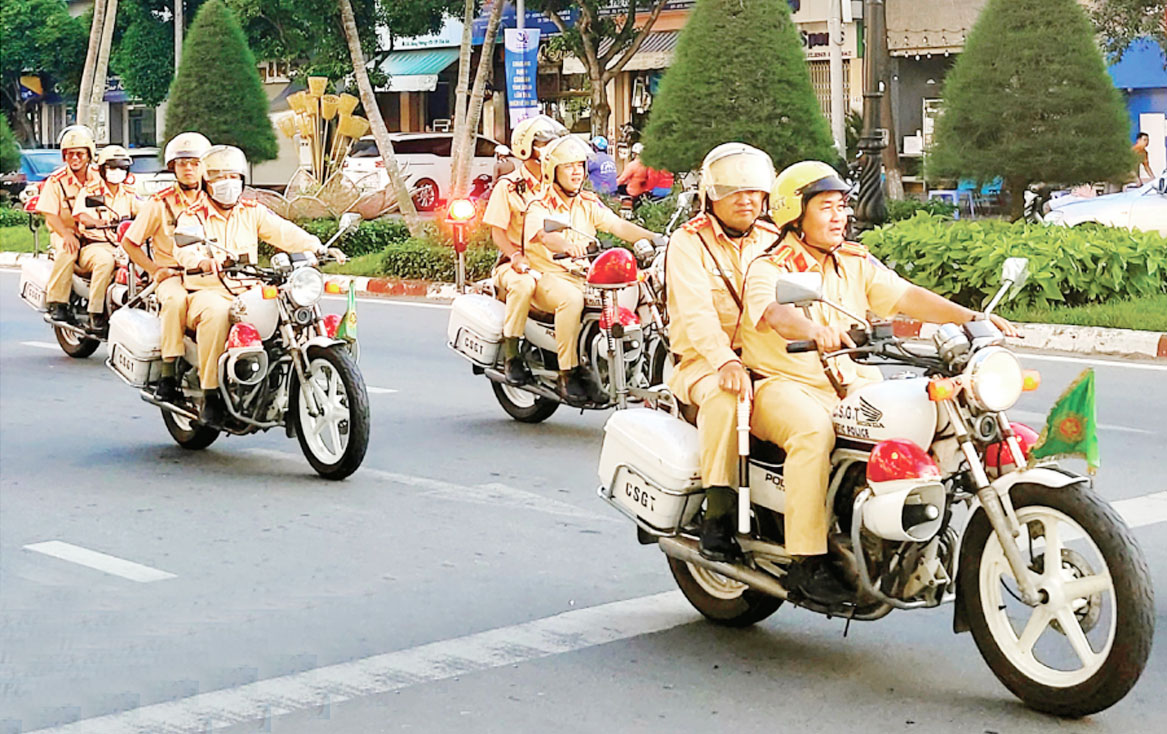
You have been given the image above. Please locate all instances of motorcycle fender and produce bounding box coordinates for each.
[952,467,1088,633]
[303,336,346,352]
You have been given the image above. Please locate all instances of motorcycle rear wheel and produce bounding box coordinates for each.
[291,346,370,480]
[667,556,783,627]
[55,324,99,358]
[959,483,1153,717]
[162,409,220,450]
[491,381,559,423]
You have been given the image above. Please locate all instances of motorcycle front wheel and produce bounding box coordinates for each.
[959,483,1154,717]
[667,556,783,627]
[162,409,220,450]
[290,345,370,480]
[491,381,558,423]
[55,324,99,358]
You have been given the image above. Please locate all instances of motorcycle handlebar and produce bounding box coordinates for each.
[786,340,817,353]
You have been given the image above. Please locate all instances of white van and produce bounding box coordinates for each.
[342,132,501,211]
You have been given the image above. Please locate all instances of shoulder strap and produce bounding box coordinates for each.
[693,228,743,312]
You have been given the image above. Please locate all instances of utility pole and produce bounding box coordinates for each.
[854,0,888,230]
[517,0,525,30]
[828,0,845,157]
[175,0,184,69]
[87,0,119,140]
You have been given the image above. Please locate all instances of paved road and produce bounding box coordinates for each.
[1,269,1164,734]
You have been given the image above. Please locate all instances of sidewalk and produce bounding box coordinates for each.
[3,251,1164,361]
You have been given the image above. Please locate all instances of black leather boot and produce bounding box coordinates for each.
[784,555,855,605]
[504,357,532,385]
[48,303,70,322]
[559,369,589,404]
[87,312,108,336]
[201,391,227,426]
[699,486,741,562]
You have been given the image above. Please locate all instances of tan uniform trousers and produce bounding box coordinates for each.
[494,262,537,339]
[750,378,841,556]
[689,372,741,488]
[187,288,233,389]
[529,272,584,370]
[155,277,189,361]
[47,243,117,313]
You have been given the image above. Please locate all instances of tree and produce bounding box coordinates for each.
[111,0,176,107]
[337,0,422,234]
[530,0,669,136]
[165,0,278,162]
[0,0,87,144]
[1090,0,1166,61]
[450,0,504,197]
[1,114,21,173]
[926,0,1133,220]
[642,0,836,174]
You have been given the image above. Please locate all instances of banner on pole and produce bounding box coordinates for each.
[504,28,541,127]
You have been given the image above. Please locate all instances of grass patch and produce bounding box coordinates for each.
[1001,294,1167,332]
[0,224,50,253]
[322,250,385,277]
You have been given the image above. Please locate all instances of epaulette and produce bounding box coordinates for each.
[765,244,812,273]
[754,219,781,235]
[239,198,258,208]
[152,186,176,200]
[679,213,710,235]
[46,167,70,181]
[837,241,869,258]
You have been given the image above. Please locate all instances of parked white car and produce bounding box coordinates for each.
[126,148,175,196]
[342,133,500,211]
[1044,174,1167,236]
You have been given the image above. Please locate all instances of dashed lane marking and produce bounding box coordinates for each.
[365,386,397,394]
[1019,352,1167,373]
[20,340,59,350]
[23,541,177,583]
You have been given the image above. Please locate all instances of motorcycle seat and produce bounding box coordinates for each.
[750,436,787,466]
[528,307,556,325]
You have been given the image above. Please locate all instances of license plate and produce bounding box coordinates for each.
[457,330,489,360]
[21,280,45,308]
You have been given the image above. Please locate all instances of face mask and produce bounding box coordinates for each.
[209,178,243,207]
[104,168,127,184]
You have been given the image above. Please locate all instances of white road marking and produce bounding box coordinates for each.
[1009,409,1154,436]
[365,386,397,394]
[27,591,695,734]
[1018,352,1167,373]
[246,448,614,523]
[20,340,58,350]
[1112,491,1167,529]
[23,541,176,583]
[322,294,451,309]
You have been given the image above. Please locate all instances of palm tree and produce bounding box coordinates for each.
[450,0,505,197]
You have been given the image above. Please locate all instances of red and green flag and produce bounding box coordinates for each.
[1029,368,1099,474]
[335,287,357,341]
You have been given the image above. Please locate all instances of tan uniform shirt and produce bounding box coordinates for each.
[741,235,910,392]
[72,178,139,244]
[122,186,207,268]
[482,163,542,252]
[174,198,322,290]
[522,188,623,275]
[35,165,98,247]
[665,213,780,403]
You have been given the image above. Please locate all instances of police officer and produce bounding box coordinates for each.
[37,125,100,324]
[740,161,1017,601]
[664,143,778,561]
[121,132,213,401]
[173,145,346,423]
[523,135,660,402]
[482,115,564,385]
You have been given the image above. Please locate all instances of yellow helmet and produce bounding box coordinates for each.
[58,124,96,159]
[540,135,591,189]
[164,131,212,169]
[769,160,851,228]
[201,145,248,179]
[96,145,131,168]
[511,114,567,161]
[697,143,775,208]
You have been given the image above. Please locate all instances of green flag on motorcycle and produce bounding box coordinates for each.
[1029,368,1099,474]
[336,286,357,341]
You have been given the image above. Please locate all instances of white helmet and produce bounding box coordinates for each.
[631,142,644,156]
[697,143,775,208]
[201,145,248,179]
[511,115,567,161]
[164,132,212,169]
[58,124,97,159]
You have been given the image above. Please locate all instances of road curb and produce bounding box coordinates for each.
[893,317,1166,361]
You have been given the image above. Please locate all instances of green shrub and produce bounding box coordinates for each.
[0,205,32,228]
[885,198,956,222]
[859,214,1167,308]
[380,237,496,282]
[298,217,411,258]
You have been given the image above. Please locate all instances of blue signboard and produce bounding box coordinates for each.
[505,28,542,126]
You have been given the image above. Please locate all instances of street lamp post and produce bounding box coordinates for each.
[854,0,888,230]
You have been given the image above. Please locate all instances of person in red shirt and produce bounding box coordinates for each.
[647,166,675,198]
[616,143,650,198]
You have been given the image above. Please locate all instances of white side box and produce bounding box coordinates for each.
[447,293,505,367]
[108,309,163,387]
[19,256,53,311]
[599,409,703,531]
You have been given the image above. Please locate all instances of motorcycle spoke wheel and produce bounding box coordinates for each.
[687,563,748,600]
[499,383,536,409]
[979,506,1115,688]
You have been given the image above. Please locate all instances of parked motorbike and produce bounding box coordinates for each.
[105,213,370,479]
[19,196,141,357]
[595,257,1153,716]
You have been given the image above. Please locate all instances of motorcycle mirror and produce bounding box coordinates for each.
[543,215,571,234]
[84,195,106,209]
[1002,257,1030,299]
[339,212,361,233]
[1158,175,1166,195]
[173,226,206,248]
[775,272,824,307]
[676,190,695,209]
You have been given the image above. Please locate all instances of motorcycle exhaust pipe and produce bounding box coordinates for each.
[139,390,201,423]
[483,367,563,403]
[658,536,790,601]
[42,314,90,337]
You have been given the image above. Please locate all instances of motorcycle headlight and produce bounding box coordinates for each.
[964,346,1023,412]
[288,267,324,307]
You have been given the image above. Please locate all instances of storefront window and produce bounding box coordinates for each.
[127,106,156,148]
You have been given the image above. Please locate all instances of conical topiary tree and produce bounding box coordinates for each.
[926,0,1134,220]
[0,114,20,174]
[164,0,277,162]
[642,0,837,174]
